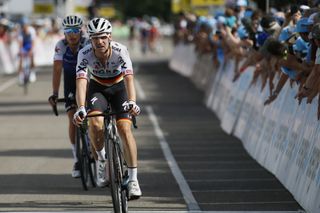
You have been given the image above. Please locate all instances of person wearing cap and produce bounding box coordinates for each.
[48,15,90,178]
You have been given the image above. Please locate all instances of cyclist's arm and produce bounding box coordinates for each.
[52,60,62,95]
[75,49,88,108]
[124,74,136,102]
[76,78,87,107]
[121,46,136,102]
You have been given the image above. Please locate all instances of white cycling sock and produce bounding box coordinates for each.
[71,144,78,163]
[128,167,138,181]
[96,147,106,161]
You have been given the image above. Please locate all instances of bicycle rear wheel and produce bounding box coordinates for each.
[107,136,127,213]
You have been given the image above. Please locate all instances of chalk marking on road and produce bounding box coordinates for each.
[146,105,201,211]
[0,77,16,92]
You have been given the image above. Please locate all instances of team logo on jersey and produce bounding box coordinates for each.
[112,45,121,52]
[55,46,60,53]
[82,47,92,55]
[91,96,98,105]
[124,69,133,75]
[93,61,102,70]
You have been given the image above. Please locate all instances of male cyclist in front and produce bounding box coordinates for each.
[73,17,142,199]
[48,15,90,178]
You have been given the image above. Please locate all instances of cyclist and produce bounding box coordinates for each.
[17,17,36,85]
[73,17,142,199]
[48,15,90,178]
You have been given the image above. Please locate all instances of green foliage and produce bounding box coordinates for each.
[114,0,172,22]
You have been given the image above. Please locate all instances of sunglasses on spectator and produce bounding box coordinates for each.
[64,28,81,35]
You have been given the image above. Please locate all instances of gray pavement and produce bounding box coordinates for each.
[0,37,304,212]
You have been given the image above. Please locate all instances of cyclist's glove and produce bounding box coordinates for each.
[73,106,87,125]
[48,94,59,116]
[122,100,140,115]
[48,94,58,105]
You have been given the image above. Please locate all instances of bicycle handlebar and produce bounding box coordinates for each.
[49,98,66,116]
[84,111,138,129]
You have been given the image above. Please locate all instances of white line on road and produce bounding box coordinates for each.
[146,106,201,211]
[135,72,200,211]
[0,77,16,92]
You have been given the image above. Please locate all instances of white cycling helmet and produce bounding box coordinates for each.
[62,15,83,29]
[87,18,112,36]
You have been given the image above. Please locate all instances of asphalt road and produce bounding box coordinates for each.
[0,38,305,213]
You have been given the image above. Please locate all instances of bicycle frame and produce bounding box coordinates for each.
[86,110,137,213]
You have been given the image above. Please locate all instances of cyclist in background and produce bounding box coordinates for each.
[48,15,90,178]
[73,17,142,199]
[17,17,36,85]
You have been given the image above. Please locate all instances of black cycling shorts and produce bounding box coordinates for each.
[87,80,131,121]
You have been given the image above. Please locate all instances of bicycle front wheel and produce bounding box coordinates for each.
[76,127,89,191]
[107,137,127,213]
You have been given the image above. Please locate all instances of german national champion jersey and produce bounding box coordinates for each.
[76,41,133,86]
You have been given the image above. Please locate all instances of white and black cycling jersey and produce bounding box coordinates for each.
[76,41,133,86]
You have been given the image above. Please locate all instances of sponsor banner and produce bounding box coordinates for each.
[33,0,54,14]
[191,0,225,6]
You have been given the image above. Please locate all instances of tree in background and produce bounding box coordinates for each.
[114,0,171,22]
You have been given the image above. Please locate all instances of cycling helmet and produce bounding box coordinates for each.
[87,18,112,36]
[62,15,83,29]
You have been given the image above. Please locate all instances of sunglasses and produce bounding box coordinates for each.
[64,28,81,35]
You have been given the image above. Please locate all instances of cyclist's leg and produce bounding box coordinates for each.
[87,81,110,187]
[110,81,142,198]
[65,95,79,178]
[110,81,138,169]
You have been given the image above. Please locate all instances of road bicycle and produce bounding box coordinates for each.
[49,98,96,190]
[85,106,137,213]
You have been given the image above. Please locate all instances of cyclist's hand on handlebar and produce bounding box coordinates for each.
[48,94,58,106]
[73,106,87,125]
[122,100,140,116]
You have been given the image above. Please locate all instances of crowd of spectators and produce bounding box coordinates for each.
[173,0,320,119]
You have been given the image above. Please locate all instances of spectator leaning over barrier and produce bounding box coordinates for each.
[235,14,278,86]
[247,15,283,92]
[17,17,37,85]
[296,23,320,108]
[48,15,90,178]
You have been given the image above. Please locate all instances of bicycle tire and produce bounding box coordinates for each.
[76,127,88,191]
[84,133,96,188]
[118,141,128,213]
[107,135,122,213]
